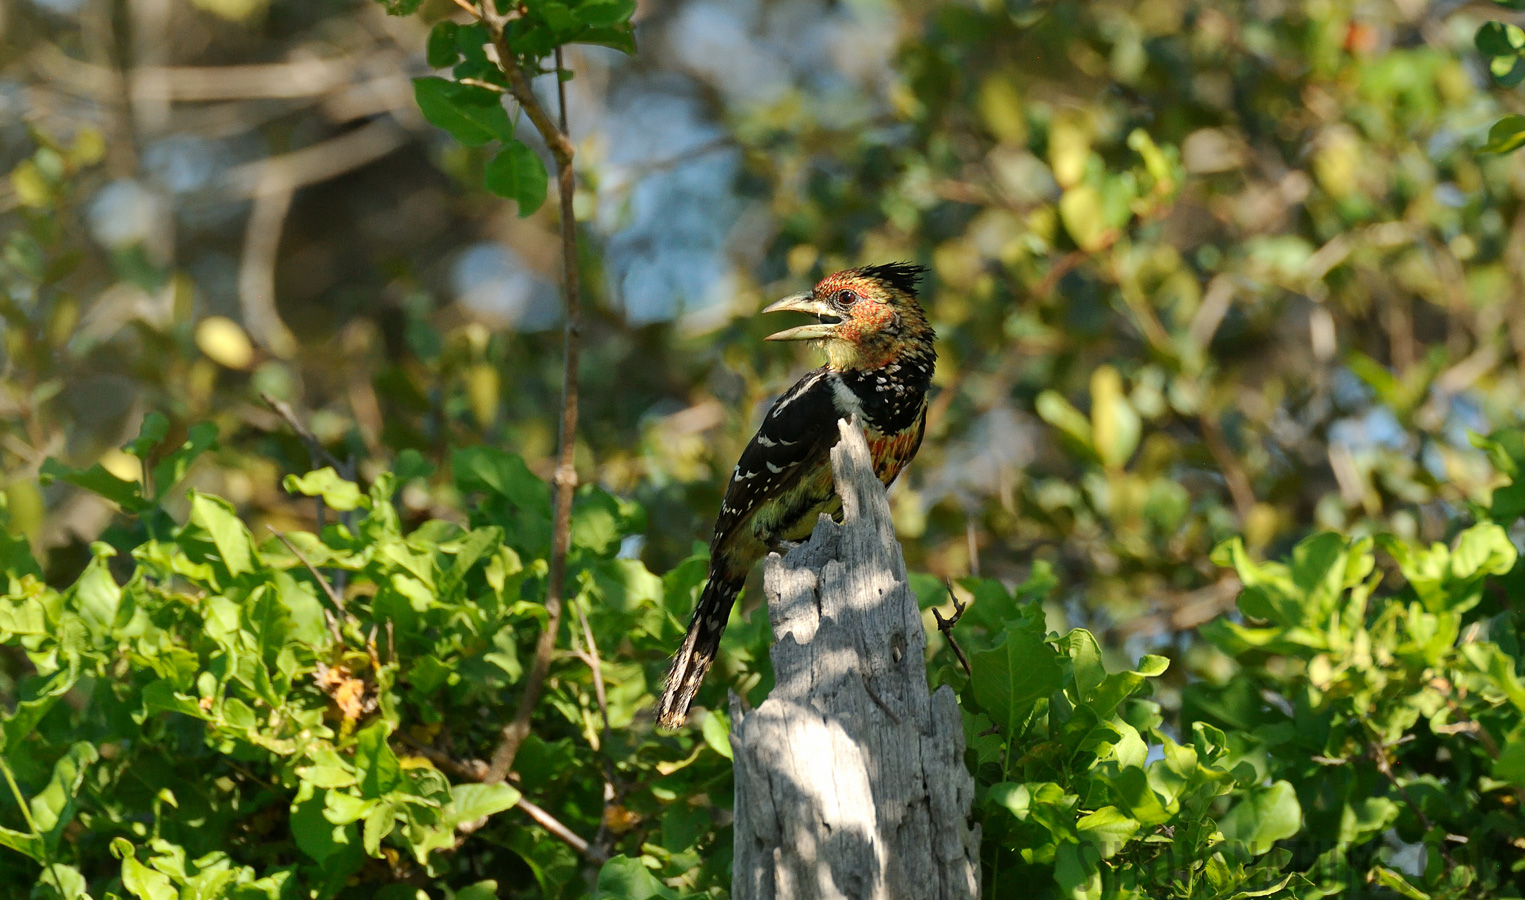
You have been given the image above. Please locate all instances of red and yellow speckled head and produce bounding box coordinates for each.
[762,263,933,371]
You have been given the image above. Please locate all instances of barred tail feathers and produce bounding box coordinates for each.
[656,574,743,728]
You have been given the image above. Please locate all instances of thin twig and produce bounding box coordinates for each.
[933,579,972,677]
[458,77,507,93]
[260,392,347,472]
[574,607,614,744]
[573,602,621,864]
[516,795,607,863]
[484,36,582,785]
[401,733,489,781]
[399,733,607,864]
[1367,733,1455,869]
[267,526,347,644]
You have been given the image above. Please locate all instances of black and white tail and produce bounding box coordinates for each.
[656,575,742,728]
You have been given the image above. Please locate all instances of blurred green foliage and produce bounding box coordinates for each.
[6,0,1525,895]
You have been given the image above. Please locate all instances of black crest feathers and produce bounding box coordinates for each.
[857,262,926,296]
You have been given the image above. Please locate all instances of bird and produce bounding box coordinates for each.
[655,262,936,728]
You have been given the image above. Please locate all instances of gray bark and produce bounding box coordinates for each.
[730,419,981,900]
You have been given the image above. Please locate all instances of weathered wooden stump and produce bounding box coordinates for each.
[730,419,981,900]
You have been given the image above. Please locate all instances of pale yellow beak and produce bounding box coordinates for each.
[762,292,841,342]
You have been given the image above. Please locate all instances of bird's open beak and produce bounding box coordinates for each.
[762,292,842,342]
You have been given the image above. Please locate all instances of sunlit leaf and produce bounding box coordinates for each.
[412,77,513,147]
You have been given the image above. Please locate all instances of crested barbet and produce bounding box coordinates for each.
[655,262,936,728]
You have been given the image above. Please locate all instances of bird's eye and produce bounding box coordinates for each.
[834,289,859,306]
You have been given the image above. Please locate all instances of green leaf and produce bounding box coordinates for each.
[969,622,1063,733]
[1111,766,1172,826]
[1450,522,1517,580]
[189,492,256,577]
[1338,795,1399,845]
[1218,780,1301,855]
[362,802,395,857]
[426,21,460,68]
[354,722,402,797]
[1076,806,1138,858]
[456,882,500,900]
[35,862,88,899]
[40,458,144,512]
[29,742,98,848]
[291,790,352,864]
[454,447,549,514]
[1054,841,1102,900]
[71,545,121,636]
[150,422,218,501]
[1089,366,1139,469]
[577,0,636,26]
[283,468,368,511]
[702,708,733,759]
[1036,390,1094,453]
[0,669,77,753]
[124,412,171,459]
[139,681,209,722]
[1058,628,1104,701]
[114,839,176,900]
[574,24,638,54]
[593,856,679,900]
[1059,184,1109,251]
[448,783,522,825]
[324,791,377,825]
[1483,115,1525,155]
[1494,730,1525,786]
[1476,21,1525,57]
[412,77,513,147]
[484,139,550,216]
[0,825,42,862]
[1371,866,1431,900]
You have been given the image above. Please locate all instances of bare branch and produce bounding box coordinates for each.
[260,392,347,473]
[517,796,607,863]
[573,601,623,863]
[933,579,972,678]
[130,59,355,102]
[226,119,408,199]
[484,37,584,784]
[239,179,298,358]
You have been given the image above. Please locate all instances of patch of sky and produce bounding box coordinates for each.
[1331,366,1374,410]
[582,0,897,326]
[1329,406,1407,456]
[449,242,560,331]
[142,134,226,195]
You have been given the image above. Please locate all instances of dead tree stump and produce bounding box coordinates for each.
[729,419,981,900]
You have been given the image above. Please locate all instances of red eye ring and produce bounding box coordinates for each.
[834,289,859,306]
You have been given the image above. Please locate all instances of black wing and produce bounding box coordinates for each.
[711,368,841,549]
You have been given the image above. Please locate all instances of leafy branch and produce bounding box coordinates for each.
[384,0,634,785]
[1476,6,1525,152]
